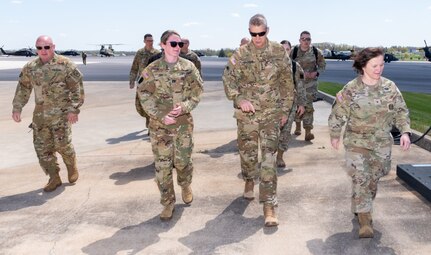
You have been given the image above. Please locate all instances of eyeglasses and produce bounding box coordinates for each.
[300,38,311,42]
[168,41,184,48]
[36,45,51,50]
[249,31,266,37]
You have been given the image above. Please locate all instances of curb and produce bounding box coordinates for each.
[317,90,431,152]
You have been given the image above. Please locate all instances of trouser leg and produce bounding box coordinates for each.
[33,125,60,176]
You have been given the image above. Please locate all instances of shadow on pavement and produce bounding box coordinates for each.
[82,205,186,255]
[306,219,396,255]
[105,130,149,144]
[178,197,263,254]
[0,186,65,212]
[109,163,155,185]
[197,139,238,158]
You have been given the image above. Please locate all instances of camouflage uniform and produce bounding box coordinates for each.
[328,76,410,213]
[129,47,160,120]
[180,50,202,77]
[223,40,295,206]
[290,46,326,130]
[12,54,84,177]
[279,61,306,151]
[138,57,203,206]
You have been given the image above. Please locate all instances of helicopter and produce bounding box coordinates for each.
[421,40,431,61]
[322,47,352,61]
[0,45,36,57]
[96,44,122,57]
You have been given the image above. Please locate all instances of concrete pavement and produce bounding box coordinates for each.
[1,81,430,255]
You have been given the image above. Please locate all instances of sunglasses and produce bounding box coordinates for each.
[168,41,184,48]
[300,38,311,42]
[249,31,266,37]
[36,45,51,50]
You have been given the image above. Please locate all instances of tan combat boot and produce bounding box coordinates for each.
[243,180,255,200]
[43,174,62,192]
[160,203,175,221]
[182,184,193,204]
[294,121,302,135]
[66,162,79,184]
[263,204,279,227]
[276,149,286,168]
[358,212,374,238]
[304,128,315,141]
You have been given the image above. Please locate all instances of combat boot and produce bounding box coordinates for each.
[304,128,315,141]
[276,149,286,168]
[43,174,62,192]
[66,162,79,184]
[263,204,279,227]
[243,180,255,200]
[294,121,301,135]
[160,203,175,221]
[182,184,193,204]
[358,212,374,238]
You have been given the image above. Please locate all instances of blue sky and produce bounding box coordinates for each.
[2,0,431,51]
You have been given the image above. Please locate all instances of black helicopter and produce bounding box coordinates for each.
[0,46,36,57]
[421,40,431,61]
[323,48,352,61]
[56,50,80,56]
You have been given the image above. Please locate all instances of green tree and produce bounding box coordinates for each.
[218,48,226,58]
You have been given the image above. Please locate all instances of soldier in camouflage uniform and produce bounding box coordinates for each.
[12,35,84,192]
[138,30,203,221]
[129,34,160,131]
[290,31,326,141]
[277,40,306,168]
[180,38,202,77]
[328,48,411,238]
[223,14,295,227]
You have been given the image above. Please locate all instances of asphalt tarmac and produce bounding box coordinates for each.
[0,58,430,255]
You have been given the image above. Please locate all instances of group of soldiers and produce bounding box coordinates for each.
[11,13,411,237]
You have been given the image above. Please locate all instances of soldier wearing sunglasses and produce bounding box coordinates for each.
[12,35,84,192]
[138,30,203,221]
[223,14,295,227]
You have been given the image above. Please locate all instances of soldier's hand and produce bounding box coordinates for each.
[296,105,305,116]
[238,100,255,113]
[168,104,182,118]
[12,112,21,122]
[280,115,288,126]
[129,80,135,89]
[399,133,411,151]
[163,115,177,125]
[67,113,79,124]
[330,138,340,150]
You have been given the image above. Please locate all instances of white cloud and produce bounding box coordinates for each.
[428,5,431,10]
[243,3,258,8]
[231,13,240,18]
[384,18,393,23]
[8,19,20,24]
[11,0,22,4]
[59,33,68,37]
[183,22,200,27]
[200,34,210,38]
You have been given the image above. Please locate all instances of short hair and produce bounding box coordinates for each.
[249,14,267,28]
[352,47,384,74]
[300,31,311,37]
[144,34,153,40]
[160,30,180,44]
[280,40,291,48]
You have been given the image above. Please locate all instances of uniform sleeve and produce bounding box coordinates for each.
[279,52,295,115]
[393,88,411,134]
[65,65,84,114]
[295,63,306,106]
[195,56,202,77]
[129,52,141,82]
[12,67,33,113]
[222,51,245,107]
[138,68,166,122]
[316,48,326,74]
[328,87,351,139]
[180,65,203,113]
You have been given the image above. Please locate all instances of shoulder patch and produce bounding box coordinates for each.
[336,92,344,103]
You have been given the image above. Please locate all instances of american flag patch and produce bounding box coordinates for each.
[336,92,343,102]
[143,72,149,79]
[230,57,236,65]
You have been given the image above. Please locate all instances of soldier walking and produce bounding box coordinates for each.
[12,35,84,192]
[223,14,295,227]
[138,30,203,221]
[329,47,411,238]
